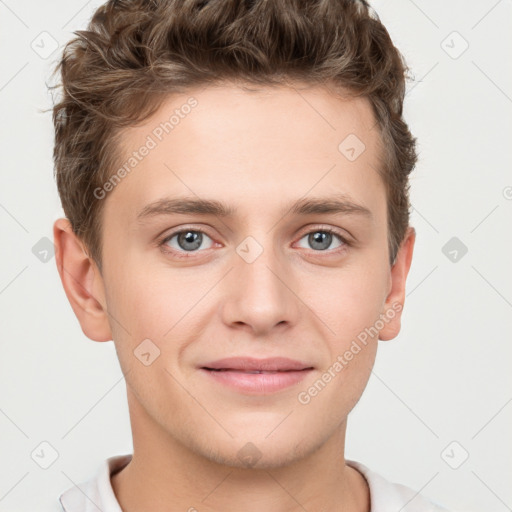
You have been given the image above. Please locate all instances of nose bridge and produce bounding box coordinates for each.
[221,232,298,333]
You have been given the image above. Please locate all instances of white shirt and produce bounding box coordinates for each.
[58,454,457,511]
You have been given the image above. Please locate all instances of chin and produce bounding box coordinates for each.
[191,428,319,471]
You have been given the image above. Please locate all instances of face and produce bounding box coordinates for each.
[56,82,414,470]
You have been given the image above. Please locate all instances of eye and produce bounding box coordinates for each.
[158,226,349,259]
[160,229,215,255]
[296,228,348,252]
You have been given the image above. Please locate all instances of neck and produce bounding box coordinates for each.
[111,387,370,512]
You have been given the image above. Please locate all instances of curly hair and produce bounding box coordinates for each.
[51,0,417,272]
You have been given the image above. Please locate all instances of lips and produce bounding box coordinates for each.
[201,356,314,372]
[200,357,314,394]
[208,370,287,374]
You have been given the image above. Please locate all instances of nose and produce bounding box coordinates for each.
[220,237,300,336]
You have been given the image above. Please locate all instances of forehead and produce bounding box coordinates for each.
[104,83,385,226]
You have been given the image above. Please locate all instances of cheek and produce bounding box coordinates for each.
[297,263,385,401]
[103,268,170,377]
[306,262,388,340]
[105,263,211,383]
[104,267,189,417]
[108,263,190,334]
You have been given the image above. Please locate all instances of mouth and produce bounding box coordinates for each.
[200,356,314,372]
[198,357,314,394]
[202,368,311,374]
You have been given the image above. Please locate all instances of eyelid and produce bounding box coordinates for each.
[159,220,221,236]
[158,225,218,252]
[295,224,352,245]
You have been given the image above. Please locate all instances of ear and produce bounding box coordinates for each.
[53,217,112,342]
[378,226,416,341]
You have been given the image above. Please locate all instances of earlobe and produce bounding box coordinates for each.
[378,226,416,341]
[53,218,112,342]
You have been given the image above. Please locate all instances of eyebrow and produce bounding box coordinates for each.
[136,194,373,223]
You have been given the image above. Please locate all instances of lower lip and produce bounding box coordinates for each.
[200,368,313,394]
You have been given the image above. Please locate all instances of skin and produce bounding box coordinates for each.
[53,82,415,512]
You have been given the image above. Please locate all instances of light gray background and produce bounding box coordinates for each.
[1,1,511,511]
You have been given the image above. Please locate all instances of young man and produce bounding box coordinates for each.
[52,0,455,510]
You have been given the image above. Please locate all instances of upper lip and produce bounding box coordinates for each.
[201,357,314,371]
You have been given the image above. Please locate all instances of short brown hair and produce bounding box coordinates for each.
[51,0,417,272]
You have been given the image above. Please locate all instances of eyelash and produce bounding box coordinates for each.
[158,226,350,259]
